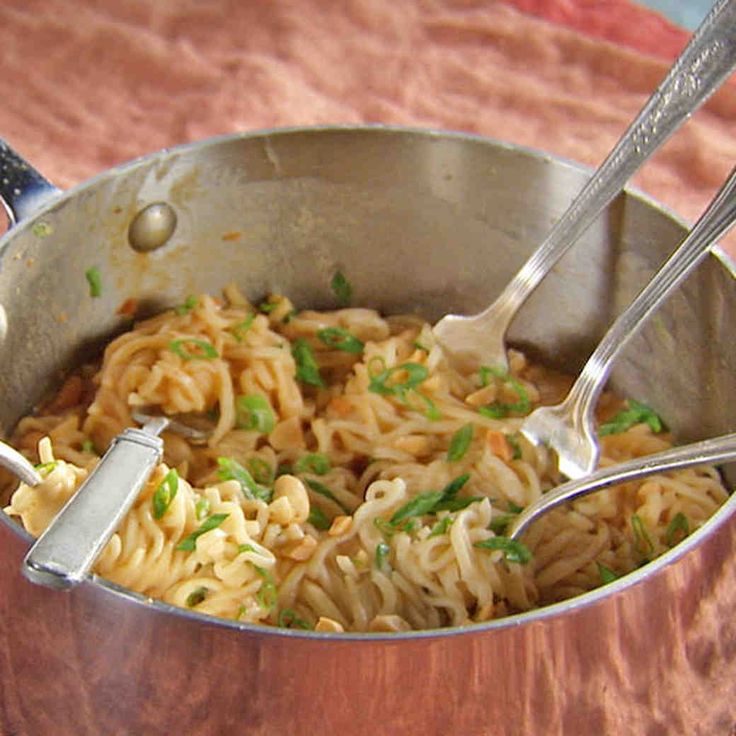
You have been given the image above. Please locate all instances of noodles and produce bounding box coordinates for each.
[3,288,729,631]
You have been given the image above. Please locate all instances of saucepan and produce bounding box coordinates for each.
[0,126,734,735]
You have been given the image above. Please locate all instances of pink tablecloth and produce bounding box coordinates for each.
[0,0,733,238]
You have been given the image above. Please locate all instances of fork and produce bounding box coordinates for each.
[432,0,736,372]
[520,165,736,480]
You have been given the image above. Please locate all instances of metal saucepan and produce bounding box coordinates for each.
[0,127,734,735]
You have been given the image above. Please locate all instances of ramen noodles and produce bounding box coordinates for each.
[4,286,728,632]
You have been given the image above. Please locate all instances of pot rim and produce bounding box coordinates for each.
[1,123,734,641]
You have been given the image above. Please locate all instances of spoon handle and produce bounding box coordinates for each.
[485,0,736,329]
[565,164,736,421]
[508,432,736,541]
[22,426,164,590]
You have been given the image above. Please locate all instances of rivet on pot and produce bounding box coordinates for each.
[128,202,177,252]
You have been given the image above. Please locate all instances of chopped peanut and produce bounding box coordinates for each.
[284,534,318,561]
[328,515,352,536]
[486,430,512,462]
[315,616,344,633]
[269,416,305,450]
[393,434,431,456]
[272,474,310,523]
[327,396,353,417]
[466,385,497,407]
[368,614,412,633]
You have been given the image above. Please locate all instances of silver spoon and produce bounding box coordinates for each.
[507,432,736,541]
[0,440,42,487]
[520,165,736,479]
[23,419,169,589]
[433,0,736,372]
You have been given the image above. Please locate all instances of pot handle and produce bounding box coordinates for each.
[0,139,61,227]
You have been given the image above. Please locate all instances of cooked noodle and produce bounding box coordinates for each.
[4,288,728,632]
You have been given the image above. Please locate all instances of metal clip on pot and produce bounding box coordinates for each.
[22,421,167,590]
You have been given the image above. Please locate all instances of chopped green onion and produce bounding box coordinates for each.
[174,295,198,315]
[282,309,297,324]
[447,424,474,462]
[278,608,311,630]
[369,362,428,396]
[217,457,272,502]
[507,433,523,460]
[276,462,293,477]
[373,517,396,537]
[176,513,229,552]
[317,327,364,353]
[412,341,429,352]
[478,377,530,419]
[331,270,352,306]
[428,515,454,538]
[292,338,324,387]
[473,536,532,564]
[185,587,208,607]
[235,394,276,434]
[433,496,483,513]
[238,543,258,555]
[85,267,102,298]
[307,507,331,530]
[169,338,219,361]
[254,566,278,612]
[507,501,525,514]
[389,491,446,526]
[152,468,179,520]
[195,497,210,521]
[404,390,442,420]
[478,365,506,387]
[246,457,274,486]
[375,541,391,571]
[230,314,255,342]
[81,439,96,454]
[34,461,58,475]
[305,479,349,514]
[631,514,654,558]
[258,299,279,314]
[597,562,619,584]
[599,399,664,436]
[665,512,690,547]
[295,453,331,476]
[488,512,517,534]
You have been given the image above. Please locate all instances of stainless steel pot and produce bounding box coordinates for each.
[0,127,733,736]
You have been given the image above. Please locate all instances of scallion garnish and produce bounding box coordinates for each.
[174,295,198,315]
[85,267,102,298]
[295,453,331,476]
[477,368,531,419]
[292,338,324,387]
[230,313,255,342]
[254,566,278,612]
[195,497,210,521]
[596,562,619,584]
[599,399,664,436]
[388,474,477,523]
[331,270,352,306]
[307,507,331,530]
[34,461,58,475]
[375,541,391,571]
[428,515,454,538]
[631,514,654,558]
[217,457,272,502]
[169,338,219,361]
[473,536,532,564]
[258,299,279,314]
[246,457,274,486]
[665,512,690,546]
[447,423,474,462]
[317,327,364,353]
[176,513,229,552]
[185,586,208,607]
[305,479,349,514]
[369,362,428,396]
[235,394,276,434]
[81,439,96,454]
[152,468,179,520]
[278,608,311,630]
[507,433,523,460]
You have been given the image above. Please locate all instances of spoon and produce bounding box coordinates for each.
[507,432,736,541]
[433,0,736,372]
[520,164,736,480]
[23,418,168,589]
[0,440,42,487]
